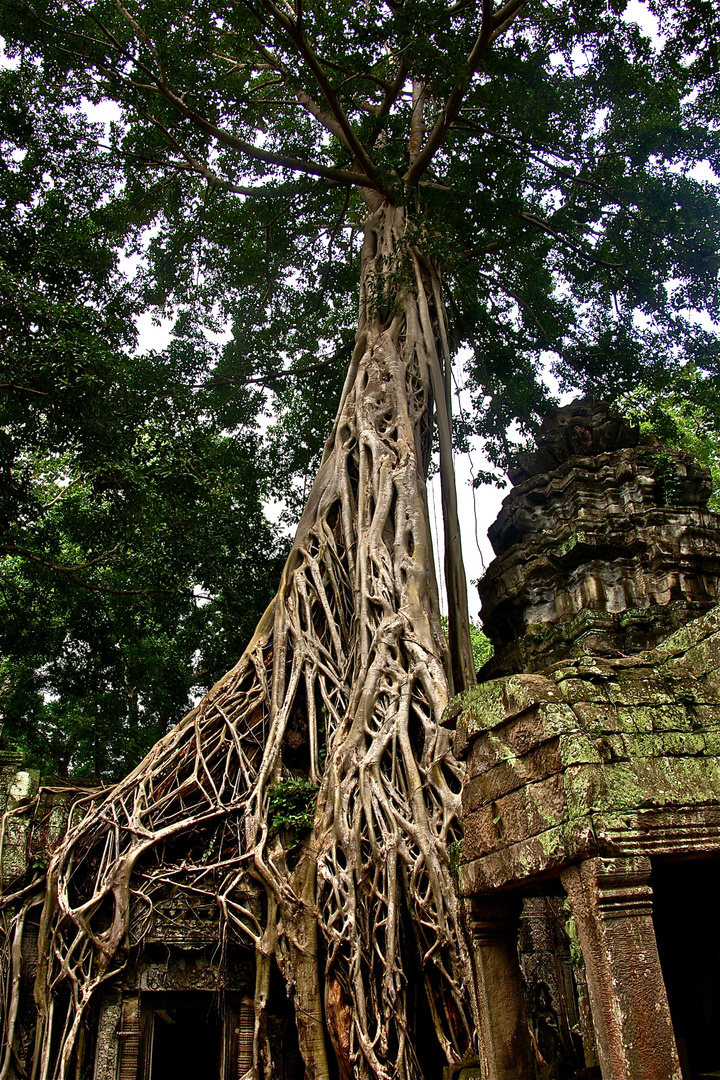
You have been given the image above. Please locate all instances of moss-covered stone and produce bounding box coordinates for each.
[653,606,720,660]
[555,676,611,705]
[466,704,579,776]
[619,703,695,733]
[702,731,720,755]
[604,678,675,707]
[556,531,587,558]
[456,676,566,759]
[668,632,720,680]
[620,731,706,757]
[455,605,720,890]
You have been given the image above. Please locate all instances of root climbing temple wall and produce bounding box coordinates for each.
[5,398,720,1080]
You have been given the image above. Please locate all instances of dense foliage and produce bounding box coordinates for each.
[3,0,719,478]
[618,366,720,508]
[1,2,720,1078]
[0,65,285,778]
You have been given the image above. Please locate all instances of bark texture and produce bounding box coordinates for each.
[25,203,480,1080]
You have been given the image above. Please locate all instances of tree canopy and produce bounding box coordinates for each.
[0,62,285,777]
[3,0,719,479]
[3,0,719,781]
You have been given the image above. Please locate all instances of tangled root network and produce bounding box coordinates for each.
[32,205,481,1080]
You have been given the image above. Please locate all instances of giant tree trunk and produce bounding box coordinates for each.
[29,203,481,1080]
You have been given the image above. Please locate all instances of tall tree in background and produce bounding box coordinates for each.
[0,64,285,776]
[1,0,720,1077]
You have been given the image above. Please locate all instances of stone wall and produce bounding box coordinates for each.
[478,398,720,678]
[0,757,303,1080]
[0,751,39,890]
[0,753,101,892]
[456,399,720,1080]
[452,605,720,897]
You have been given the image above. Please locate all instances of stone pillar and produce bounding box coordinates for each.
[115,994,142,1080]
[0,756,39,889]
[469,895,533,1080]
[92,991,123,1080]
[561,856,681,1080]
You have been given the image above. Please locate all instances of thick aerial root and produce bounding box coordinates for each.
[7,203,481,1080]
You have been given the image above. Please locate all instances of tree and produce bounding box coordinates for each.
[617,365,720,509]
[1,1,720,1077]
[0,64,285,777]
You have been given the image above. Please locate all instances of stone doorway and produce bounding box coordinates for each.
[652,856,720,1080]
[141,993,223,1080]
[150,1000,221,1080]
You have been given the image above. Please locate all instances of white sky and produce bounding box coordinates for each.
[428,449,508,622]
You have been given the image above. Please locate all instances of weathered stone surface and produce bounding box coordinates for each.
[561,857,682,1080]
[452,674,564,754]
[92,991,122,1080]
[462,735,601,811]
[518,896,594,1077]
[507,401,641,486]
[0,759,40,889]
[0,765,105,893]
[459,400,720,1080]
[463,703,579,775]
[477,398,720,677]
[460,818,598,894]
[456,604,720,895]
[467,895,534,1080]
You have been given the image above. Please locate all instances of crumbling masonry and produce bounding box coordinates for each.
[450,399,720,1080]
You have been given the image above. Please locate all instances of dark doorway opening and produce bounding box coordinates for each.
[651,856,720,1080]
[266,959,304,1079]
[149,997,221,1080]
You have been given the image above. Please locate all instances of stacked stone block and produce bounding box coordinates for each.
[479,398,720,677]
[452,607,720,897]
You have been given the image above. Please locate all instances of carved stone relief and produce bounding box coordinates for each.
[478,398,720,677]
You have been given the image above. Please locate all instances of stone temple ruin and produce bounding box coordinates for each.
[451,398,720,1080]
[0,765,303,1080]
[1,777,304,1080]
[3,397,720,1080]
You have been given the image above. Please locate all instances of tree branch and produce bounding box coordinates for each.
[140,111,293,197]
[153,80,374,188]
[123,41,370,188]
[408,80,425,165]
[66,0,377,190]
[404,0,527,186]
[207,336,354,392]
[250,38,350,149]
[253,0,382,187]
[0,545,168,595]
[520,211,623,270]
[0,382,53,400]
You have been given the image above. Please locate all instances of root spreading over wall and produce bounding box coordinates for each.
[7,204,481,1080]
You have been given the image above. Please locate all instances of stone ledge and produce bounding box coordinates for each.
[459,804,720,895]
[0,750,24,767]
